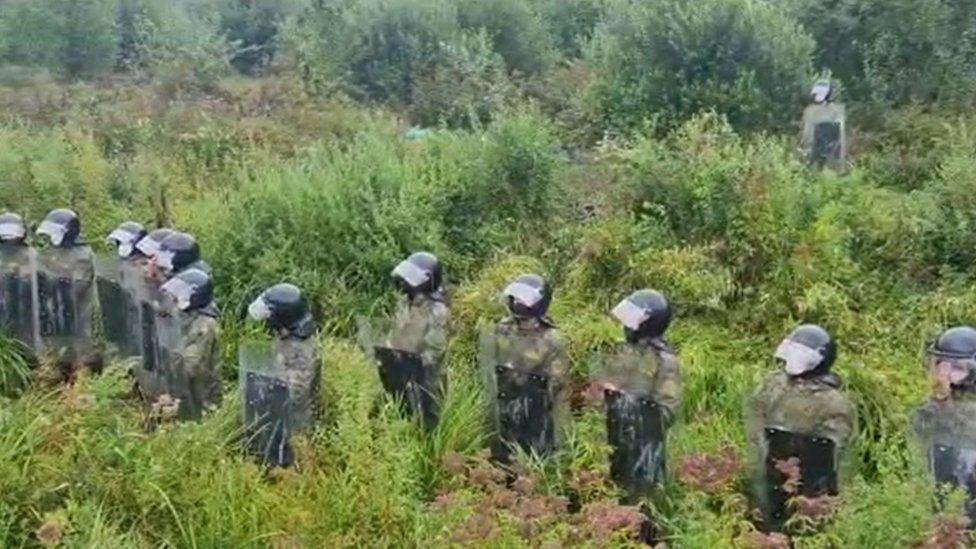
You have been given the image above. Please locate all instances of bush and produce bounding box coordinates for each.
[455,0,557,76]
[535,0,609,58]
[586,0,815,134]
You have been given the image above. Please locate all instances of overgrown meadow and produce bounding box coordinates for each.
[3,0,976,547]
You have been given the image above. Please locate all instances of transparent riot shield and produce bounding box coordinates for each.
[479,326,567,462]
[36,247,95,361]
[132,276,165,401]
[357,316,440,429]
[590,351,667,496]
[762,427,838,530]
[239,340,296,468]
[930,445,976,524]
[95,255,133,356]
[801,103,847,169]
[0,246,39,352]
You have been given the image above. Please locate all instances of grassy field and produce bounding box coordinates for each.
[0,75,974,548]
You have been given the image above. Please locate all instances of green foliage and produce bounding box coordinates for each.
[586,0,815,134]
[455,0,557,76]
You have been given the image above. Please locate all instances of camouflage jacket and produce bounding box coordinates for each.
[912,391,976,450]
[800,103,847,158]
[171,307,221,416]
[745,370,855,452]
[271,336,319,431]
[604,340,682,425]
[389,293,450,370]
[485,316,569,392]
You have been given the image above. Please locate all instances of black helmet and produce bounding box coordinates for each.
[36,208,81,247]
[248,283,315,338]
[613,289,671,344]
[108,221,147,259]
[391,251,443,297]
[927,326,976,389]
[0,212,27,244]
[155,232,201,277]
[135,228,175,258]
[774,324,836,377]
[160,268,213,312]
[810,79,833,104]
[503,273,551,319]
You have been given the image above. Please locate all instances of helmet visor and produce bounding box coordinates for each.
[248,296,272,321]
[503,281,543,308]
[392,259,429,288]
[0,221,25,241]
[135,236,160,257]
[155,249,175,274]
[928,354,976,385]
[108,228,138,258]
[775,339,823,375]
[611,298,649,331]
[160,276,194,311]
[811,82,831,103]
[37,220,66,246]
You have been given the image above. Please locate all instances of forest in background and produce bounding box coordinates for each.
[2,0,976,546]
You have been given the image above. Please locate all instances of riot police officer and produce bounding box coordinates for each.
[35,208,98,380]
[479,273,569,463]
[367,252,450,428]
[0,212,39,352]
[154,231,211,280]
[593,290,681,498]
[243,283,319,467]
[99,222,148,358]
[155,268,221,420]
[745,324,855,531]
[131,227,174,399]
[800,79,847,169]
[912,326,976,525]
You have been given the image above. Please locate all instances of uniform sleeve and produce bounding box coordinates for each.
[420,303,449,369]
[178,317,220,407]
[744,376,772,453]
[544,329,571,395]
[816,390,856,449]
[654,351,682,425]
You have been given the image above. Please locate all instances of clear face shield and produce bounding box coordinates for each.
[611,298,649,331]
[248,295,272,322]
[774,339,824,376]
[135,236,160,258]
[0,221,26,242]
[160,277,196,312]
[108,229,139,259]
[391,260,430,289]
[37,220,66,247]
[927,352,976,387]
[811,82,831,104]
[154,249,176,275]
[503,281,543,311]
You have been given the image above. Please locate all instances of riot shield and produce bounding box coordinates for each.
[479,327,566,462]
[801,103,846,168]
[591,351,667,494]
[239,341,296,468]
[929,444,976,524]
[36,247,94,360]
[0,246,39,352]
[95,255,134,356]
[133,276,165,400]
[762,427,838,530]
[357,316,440,429]
[813,122,842,163]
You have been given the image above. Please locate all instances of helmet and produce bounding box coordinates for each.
[36,208,81,247]
[135,228,175,258]
[612,289,671,344]
[810,79,833,104]
[774,324,836,377]
[927,326,976,389]
[160,268,213,312]
[248,283,315,338]
[155,232,201,277]
[391,251,443,296]
[0,213,27,244]
[503,273,551,319]
[107,221,147,259]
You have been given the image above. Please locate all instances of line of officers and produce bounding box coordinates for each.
[0,211,972,532]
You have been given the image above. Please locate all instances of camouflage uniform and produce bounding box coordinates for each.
[481,316,570,460]
[36,245,97,377]
[387,293,450,392]
[605,341,682,424]
[166,305,221,419]
[913,393,976,450]
[800,102,847,168]
[270,336,319,431]
[745,371,856,454]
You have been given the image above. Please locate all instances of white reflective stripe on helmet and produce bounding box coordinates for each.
[503,281,542,308]
[774,339,823,376]
[37,220,66,246]
[248,296,272,321]
[392,259,429,288]
[161,276,195,311]
[611,298,648,331]
[0,222,25,240]
[135,236,159,257]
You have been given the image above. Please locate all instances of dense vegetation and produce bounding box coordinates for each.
[2,0,976,546]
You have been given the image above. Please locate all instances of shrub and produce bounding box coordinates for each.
[455,0,557,76]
